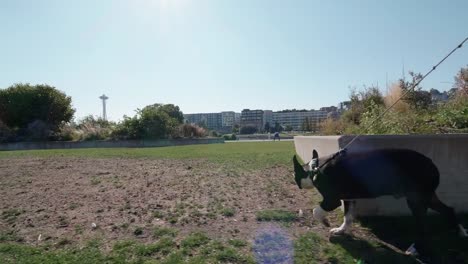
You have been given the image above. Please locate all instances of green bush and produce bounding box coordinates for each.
[223,134,237,140]
[112,104,184,140]
[0,83,75,141]
[435,97,468,131]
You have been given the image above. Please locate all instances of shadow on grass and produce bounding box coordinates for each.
[354,214,468,264]
[329,234,416,264]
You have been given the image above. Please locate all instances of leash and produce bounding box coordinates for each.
[314,37,468,169]
[317,148,347,169]
[341,36,468,151]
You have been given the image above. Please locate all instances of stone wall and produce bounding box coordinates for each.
[294,134,468,216]
[0,138,224,151]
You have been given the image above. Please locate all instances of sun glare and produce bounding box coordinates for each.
[131,0,191,32]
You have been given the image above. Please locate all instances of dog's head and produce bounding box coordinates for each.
[293,150,319,189]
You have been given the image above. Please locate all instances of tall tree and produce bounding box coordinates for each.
[399,72,432,109]
[0,83,75,133]
[342,86,384,125]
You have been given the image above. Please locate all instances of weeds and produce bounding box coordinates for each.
[256,209,297,222]
[221,207,236,217]
[1,209,24,224]
[153,226,178,238]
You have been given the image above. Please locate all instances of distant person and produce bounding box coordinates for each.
[273,132,280,141]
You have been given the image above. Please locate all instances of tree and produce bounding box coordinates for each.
[138,104,183,139]
[454,66,468,96]
[284,125,293,132]
[232,124,240,133]
[301,117,310,131]
[240,126,257,134]
[154,104,184,123]
[113,103,184,140]
[0,83,75,139]
[399,72,432,109]
[274,122,283,133]
[342,86,384,125]
[264,122,270,133]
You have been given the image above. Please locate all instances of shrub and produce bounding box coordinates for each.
[223,134,237,140]
[0,120,14,142]
[209,130,219,137]
[112,104,184,140]
[56,124,80,141]
[0,83,74,136]
[173,123,207,138]
[221,208,235,217]
[240,126,257,134]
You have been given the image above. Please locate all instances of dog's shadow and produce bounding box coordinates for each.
[331,215,468,264]
[329,234,416,264]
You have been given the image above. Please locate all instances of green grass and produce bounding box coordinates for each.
[180,232,210,249]
[0,141,295,170]
[256,209,298,222]
[0,232,255,264]
[220,207,236,217]
[153,226,178,239]
[2,142,467,263]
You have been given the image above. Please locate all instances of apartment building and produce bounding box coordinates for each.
[183,113,222,131]
[184,111,240,132]
[240,109,264,131]
[272,110,328,131]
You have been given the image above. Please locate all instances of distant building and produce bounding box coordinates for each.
[273,109,328,132]
[320,106,338,113]
[240,109,264,132]
[263,110,273,130]
[221,111,235,127]
[234,113,241,125]
[185,106,337,133]
[184,111,240,133]
[220,111,236,133]
[184,113,222,131]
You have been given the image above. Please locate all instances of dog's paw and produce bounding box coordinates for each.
[459,224,468,238]
[329,227,347,235]
[405,243,419,256]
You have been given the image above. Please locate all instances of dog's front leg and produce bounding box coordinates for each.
[330,200,354,235]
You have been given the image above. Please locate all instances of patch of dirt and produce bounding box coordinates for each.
[0,157,339,249]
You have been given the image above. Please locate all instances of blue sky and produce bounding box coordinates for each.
[1,0,467,121]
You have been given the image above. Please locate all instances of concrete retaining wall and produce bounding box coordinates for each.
[0,138,224,151]
[294,134,468,216]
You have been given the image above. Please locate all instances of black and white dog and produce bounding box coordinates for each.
[293,148,467,256]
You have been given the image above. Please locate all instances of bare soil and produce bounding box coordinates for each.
[0,157,337,249]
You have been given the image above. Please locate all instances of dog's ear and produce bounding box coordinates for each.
[312,149,319,167]
[293,155,307,177]
[312,149,319,160]
[293,155,307,189]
